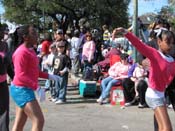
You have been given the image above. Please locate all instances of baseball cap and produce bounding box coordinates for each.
[56,41,66,47]
[56,29,63,34]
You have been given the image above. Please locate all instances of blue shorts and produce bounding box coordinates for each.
[145,96,165,110]
[10,84,36,108]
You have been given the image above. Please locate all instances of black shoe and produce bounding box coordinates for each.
[138,103,147,108]
[130,96,139,105]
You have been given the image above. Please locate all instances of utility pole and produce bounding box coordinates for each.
[133,0,138,61]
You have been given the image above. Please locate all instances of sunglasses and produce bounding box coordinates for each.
[86,35,91,37]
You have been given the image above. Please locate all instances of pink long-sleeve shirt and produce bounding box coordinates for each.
[125,32,175,92]
[108,61,130,80]
[12,44,48,90]
[82,40,95,62]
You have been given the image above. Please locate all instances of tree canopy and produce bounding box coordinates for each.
[1,0,130,32]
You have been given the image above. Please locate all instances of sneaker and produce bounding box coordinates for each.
[102,98,110,104]
[125,102,132,107]
[51,98,57,102]
[55,99,65,104]
[96,97,103,103]
[167,104,173,109]
[138,103,147,108]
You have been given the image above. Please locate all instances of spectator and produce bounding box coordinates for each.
[97,53,131,104]
[102,24,111,49]
[82,31,96,78]
[52,41,71,104]
[70,29,81,77]
[54,29,71,57]
[41,33,52,71]
[96,43,121,72]
[43,43,57,91]
[130,57,148,108]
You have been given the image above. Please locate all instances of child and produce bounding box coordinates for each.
[10,25,59,131]
[44,44,57,98]
[115,27,175,131]
[53,40,71,104]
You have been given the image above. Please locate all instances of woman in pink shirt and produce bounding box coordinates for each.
[115,27,175,131]
[10,25,58,131]
[97,53,130,104]
[82,32,96,80]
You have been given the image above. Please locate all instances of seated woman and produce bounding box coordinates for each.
[97,53,131,104]
[122,56,149,108]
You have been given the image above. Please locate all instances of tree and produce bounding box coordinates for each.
[1,0,129,32]
[158,0,175,29]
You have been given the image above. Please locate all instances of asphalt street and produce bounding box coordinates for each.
[9,76,175,131]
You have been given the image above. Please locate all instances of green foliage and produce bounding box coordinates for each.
[158,3,175,29]
[1,0,129,31]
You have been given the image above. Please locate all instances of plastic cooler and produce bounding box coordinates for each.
[110,86,125,106]
[79,80,97,96]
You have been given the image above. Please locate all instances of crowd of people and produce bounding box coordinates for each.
[0,16,175,131]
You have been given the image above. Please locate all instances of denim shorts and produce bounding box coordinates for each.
[10,84,36,108]
[145,96,165,110]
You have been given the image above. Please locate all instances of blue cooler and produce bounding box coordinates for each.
[79,80,96,96]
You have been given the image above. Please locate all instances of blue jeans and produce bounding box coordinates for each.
[101,76,120,99]
[55,73,68,101]
[45,80,51,89]
[44,67,52,89]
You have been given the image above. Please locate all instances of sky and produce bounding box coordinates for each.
[129,0,168,16]
[0,4,4,14]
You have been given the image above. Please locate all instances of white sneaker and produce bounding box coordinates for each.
[168,104,173,109]
[55,99,65,104]
[125,102,132,107]
[96,97,103,103]
[102,98,110,104]
[52,98,57,102]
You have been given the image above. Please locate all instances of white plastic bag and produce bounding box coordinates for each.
[36,87,46,102]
